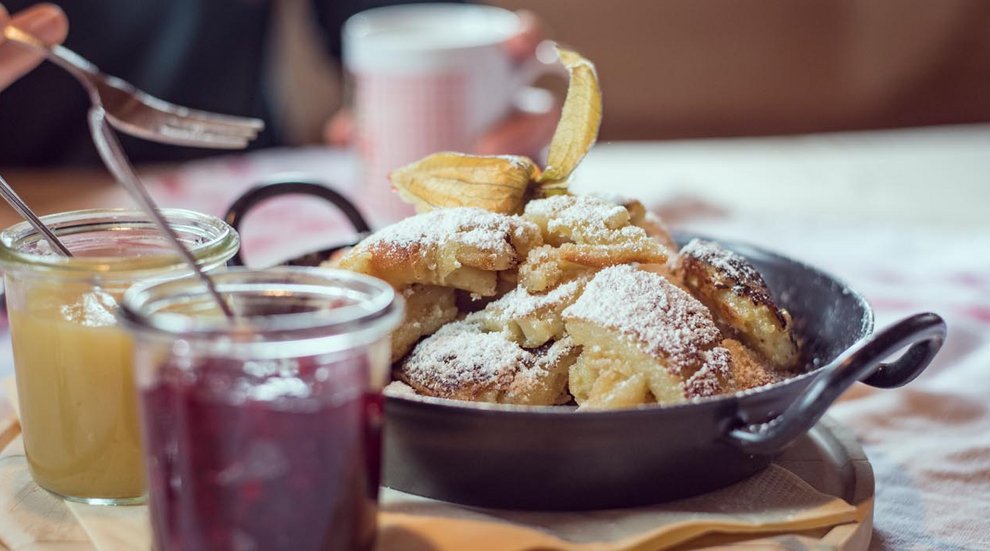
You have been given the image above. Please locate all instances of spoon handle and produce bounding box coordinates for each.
[0,174,73,256]
[87,107,235,320]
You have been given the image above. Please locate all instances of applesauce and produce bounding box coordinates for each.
[0,209,239,505]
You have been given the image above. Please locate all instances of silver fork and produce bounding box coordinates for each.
[3,25,264,149]
[3,25,254,318]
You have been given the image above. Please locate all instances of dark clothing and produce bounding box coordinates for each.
[0,0,432,166]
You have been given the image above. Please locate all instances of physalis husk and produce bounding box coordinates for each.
[534,46,602,196]
[391,152,539,214]
[389,44,601,212]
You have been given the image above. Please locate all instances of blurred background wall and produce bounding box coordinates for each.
[489,0,990,140]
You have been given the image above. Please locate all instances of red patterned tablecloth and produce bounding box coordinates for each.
[143,148,368,267]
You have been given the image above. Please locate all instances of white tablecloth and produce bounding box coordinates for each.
[582,127,990,549]
[670,216,990,550]
[4,124,989,549]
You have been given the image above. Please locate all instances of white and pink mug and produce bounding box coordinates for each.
[344,3,554,225]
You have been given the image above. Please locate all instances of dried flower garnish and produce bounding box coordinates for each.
[534,47,602,196]
[389,44,602,211]
[391,152,539,214]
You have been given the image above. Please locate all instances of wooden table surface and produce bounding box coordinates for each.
[0,167,146,229]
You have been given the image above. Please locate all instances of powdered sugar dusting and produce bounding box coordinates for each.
[360,207,530,257]
[563,265,726,379]
[496,154,533,170]
[525,195,628,241]
[588,191,631,206]
[678,239,768,299]
[685,347,732,398]
[383,380,418,397]
[399,320,570,399]
[485,277,584,322]
[400,322,522,396]
[508,337,574,399]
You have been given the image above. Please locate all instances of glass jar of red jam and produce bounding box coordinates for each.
[120,268,403,551]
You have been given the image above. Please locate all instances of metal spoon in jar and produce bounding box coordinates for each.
[88,108,235,320]
[0,173,73,256]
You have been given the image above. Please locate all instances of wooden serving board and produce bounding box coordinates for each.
[0,381,872,551]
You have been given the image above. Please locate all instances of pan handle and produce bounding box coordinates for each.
[726,312,946,455]
[223,178,371,267]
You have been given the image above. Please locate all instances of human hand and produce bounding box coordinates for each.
[0,3,68,91]
[324,10,559,161]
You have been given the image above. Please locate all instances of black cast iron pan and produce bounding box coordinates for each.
[225,178,946,510]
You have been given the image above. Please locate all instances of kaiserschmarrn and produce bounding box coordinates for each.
[339,194,800,410]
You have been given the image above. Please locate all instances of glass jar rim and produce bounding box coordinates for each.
[119,267,404,345]
[0,208,239,277]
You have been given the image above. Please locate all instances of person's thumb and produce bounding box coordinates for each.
[14,4,67,42]
[0,3,69,91]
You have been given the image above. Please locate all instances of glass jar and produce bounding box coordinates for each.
[120,267,403,551]
[0,208,239,505]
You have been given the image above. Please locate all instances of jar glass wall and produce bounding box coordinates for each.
[120,267,402,551]
[0,208,239,505]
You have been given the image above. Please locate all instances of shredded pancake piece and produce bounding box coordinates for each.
[397,320,579,405]
[524,194,631,246]
[337,207,542,296]
[563,265,734,408]
[518,195,670,292]
[390,285,459,362]
[672,239,799,368]
[589,193,679,253]
[470,276,587,347]
[516,245,592,293]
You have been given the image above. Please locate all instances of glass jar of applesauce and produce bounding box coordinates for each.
[0,208,239,505]
[120,268,402,551]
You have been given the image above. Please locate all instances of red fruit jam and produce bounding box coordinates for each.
[139,353,380,551]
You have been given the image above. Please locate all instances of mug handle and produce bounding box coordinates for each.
[506,41,566,118]
[511,42,567,91]
[726,312,946,455]
[223,178,371,268]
